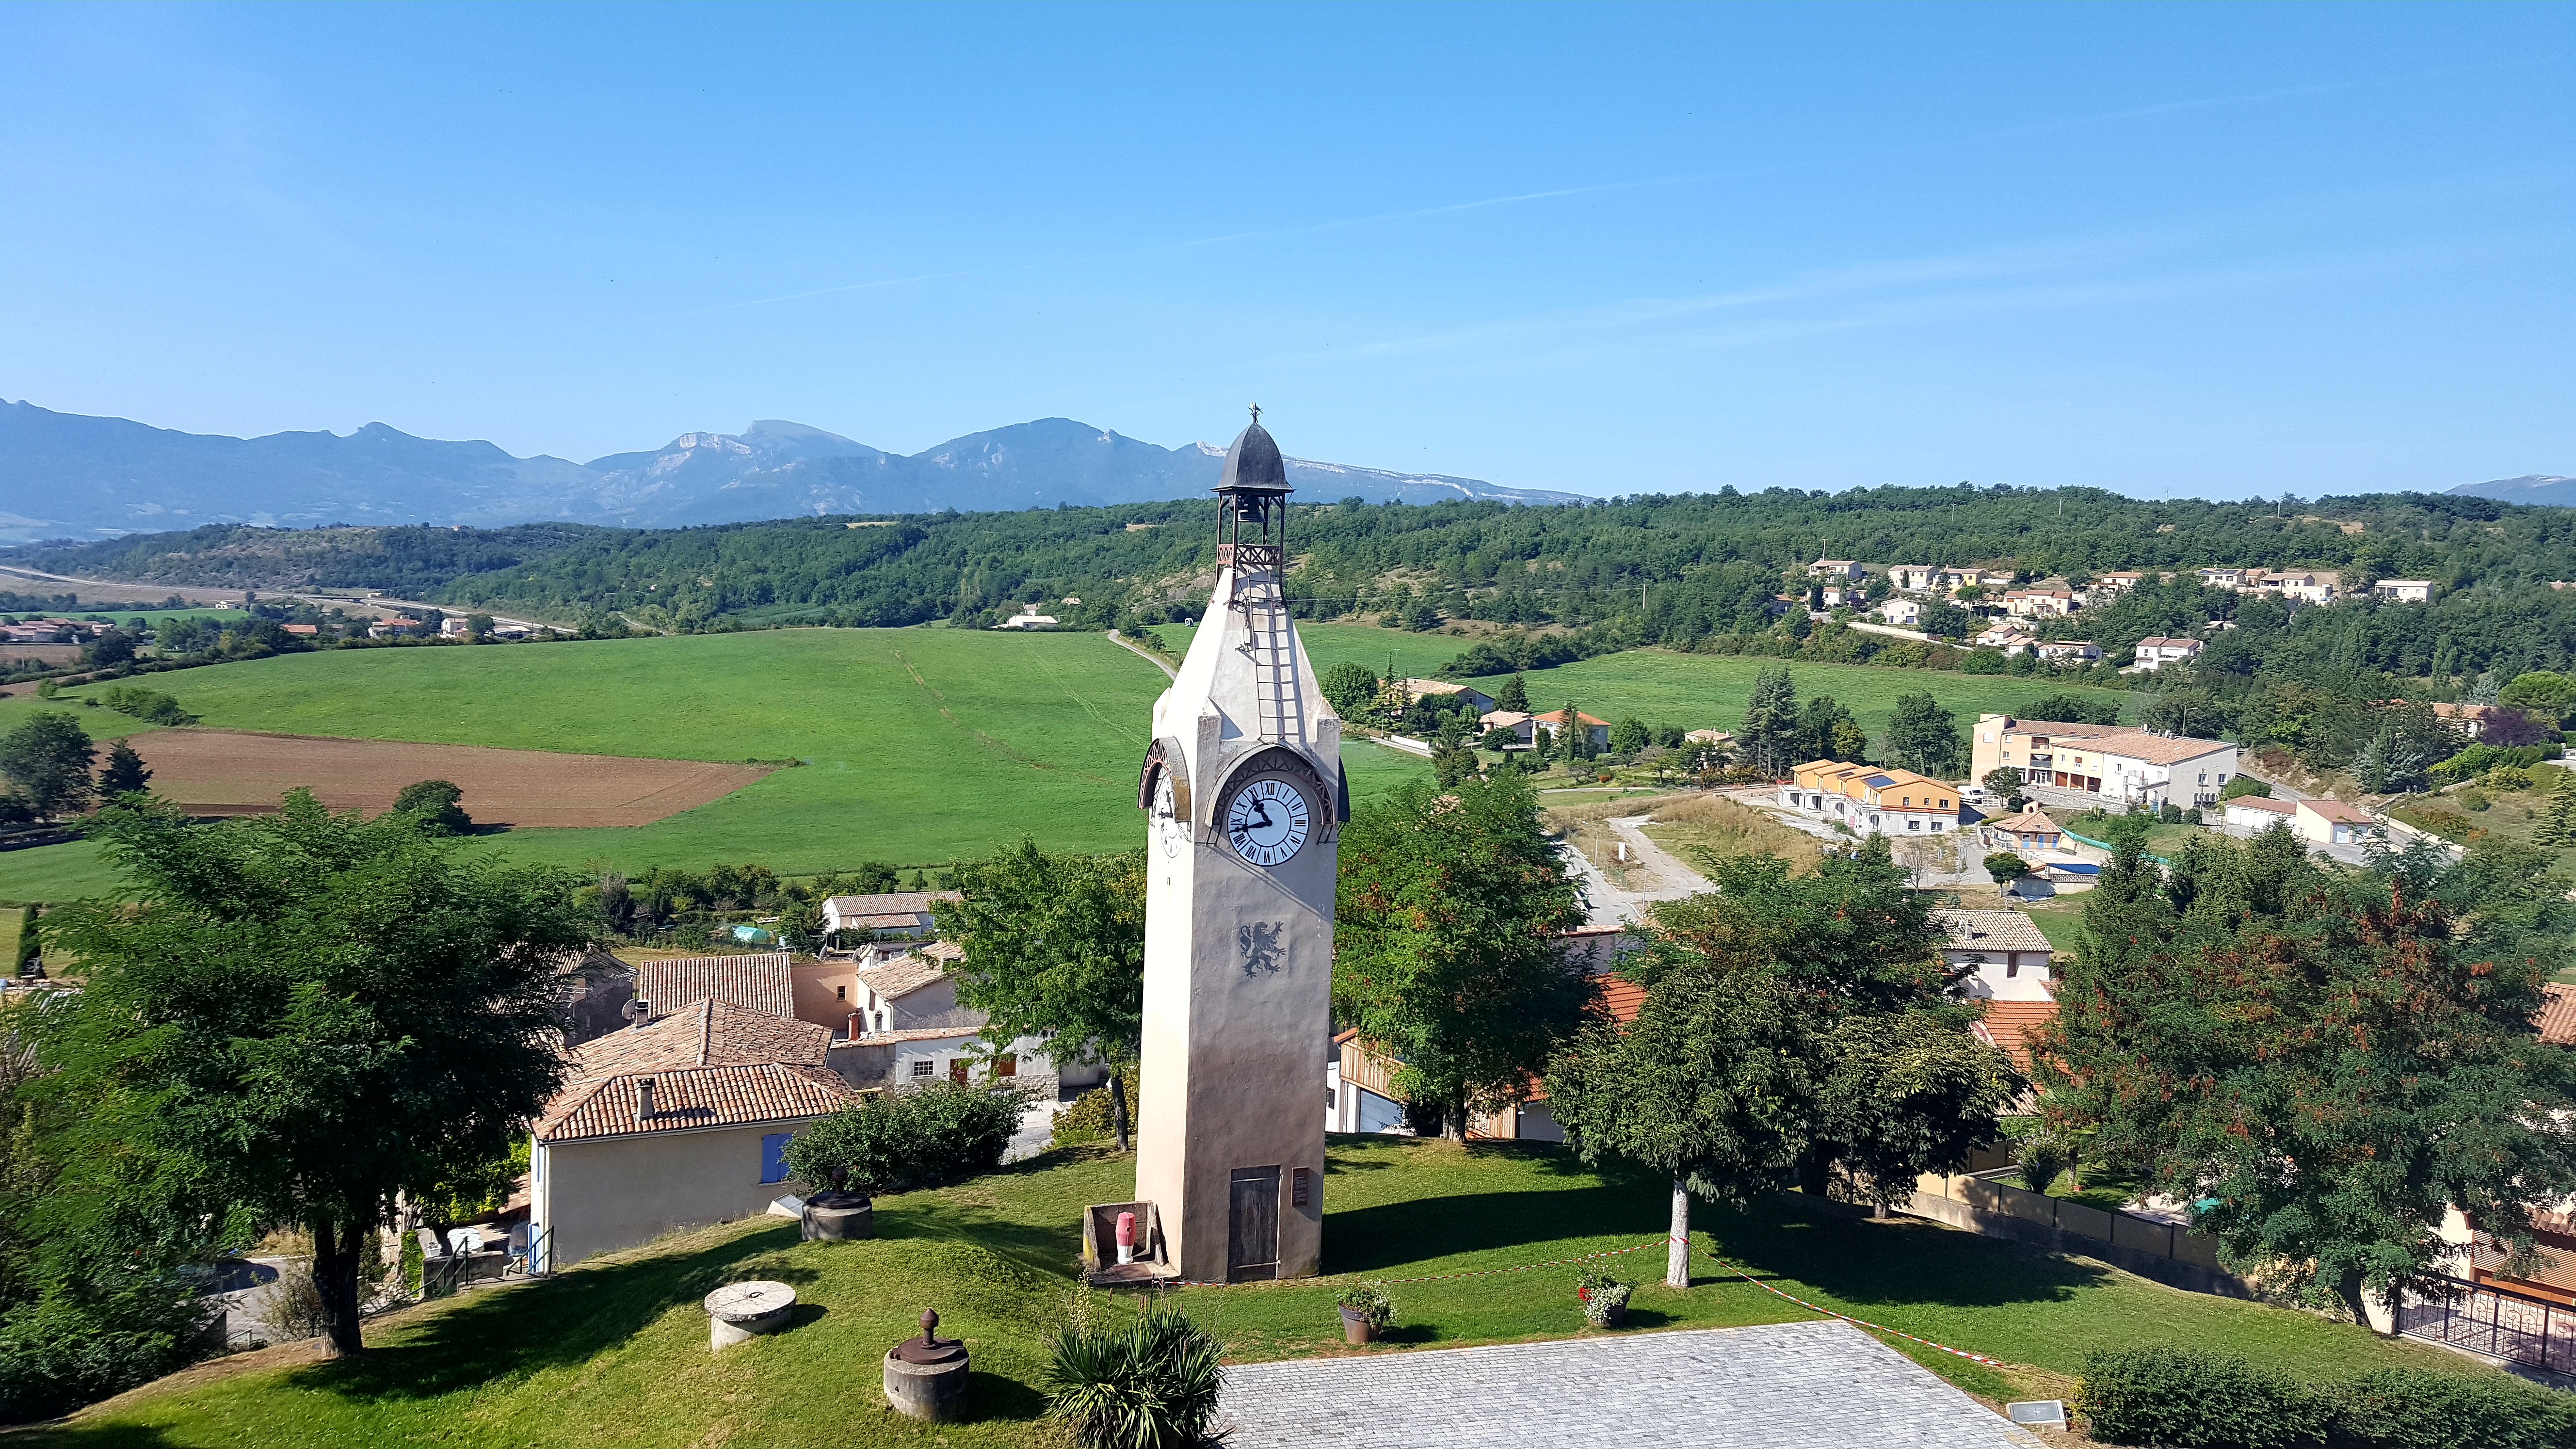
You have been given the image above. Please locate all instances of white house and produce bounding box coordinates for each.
[1809,559,1866,583]
[2131,636,2204,672]
[1974,623,2037,655]
[2033,640,2100,664]
[2254,570,2340,604]
[1969,715,2239,809]
[2003,587,2080,619]
[2198,567,2250,590]
[529,999,856,1269]
[2295,797,2381,846]
[2091,571,2148,596]
[998,607,1060,629]
[2374,579,2435,603]
[1930,909,2055,1003]
[821,890,958,942]
[1397,678,1498,713]
[1890,565,1943,593]
[2222,794,2297,833]
[1878,599,1924,627]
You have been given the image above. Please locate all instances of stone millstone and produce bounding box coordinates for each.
[704,1280,797,1352]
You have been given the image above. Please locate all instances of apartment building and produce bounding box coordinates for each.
[1970,715,2238,808]
[1781,760,1963,836]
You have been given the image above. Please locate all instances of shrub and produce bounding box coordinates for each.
[390,779,473,836]
[786,1079,1028,1197]
[1045,1305,1223,1449]
[1051,1070,1138,1150]
[93,685,193,725]
[2488,764,2536,792]
[0,1270,211,1422]
[2079,1346,2331,1448]
[1336,1282,1393,1327]
[2326,1365,2576,1449]
[2013,1130,2072,1194]
[2221,775,2273,800]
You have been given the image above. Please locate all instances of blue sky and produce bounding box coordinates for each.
[1,2,2567,499]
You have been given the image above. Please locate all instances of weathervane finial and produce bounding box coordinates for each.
[1249,403,1261,424]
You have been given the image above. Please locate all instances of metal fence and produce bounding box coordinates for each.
[2397,1275,2576,1376]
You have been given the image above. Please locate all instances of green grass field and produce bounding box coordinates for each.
[1171,622,2135,737]
[35,1138,2485,1448]
[0,630,1431,901]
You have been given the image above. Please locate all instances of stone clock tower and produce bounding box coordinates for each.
[1132,411,1340,1284]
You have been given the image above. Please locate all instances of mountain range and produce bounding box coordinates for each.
[2445,474,2576,509]
[0,401,1585,542]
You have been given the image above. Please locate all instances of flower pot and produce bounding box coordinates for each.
[1339,1308,1377,1346]
[1577,1288,1628,1328]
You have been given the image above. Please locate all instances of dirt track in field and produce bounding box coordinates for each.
[127,730,773,828]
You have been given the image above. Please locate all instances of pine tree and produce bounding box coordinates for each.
[96,739,151,797]
[1737,667,1799,776]
[1495,673,1530,713]
[2537,773,2576,845]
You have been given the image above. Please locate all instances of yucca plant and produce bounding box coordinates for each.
[1043,1304,1223,1449]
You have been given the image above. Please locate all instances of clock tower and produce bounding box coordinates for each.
[1132,411,1340,1284]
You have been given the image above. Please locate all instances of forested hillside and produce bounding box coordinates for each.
[17,483,2576,687]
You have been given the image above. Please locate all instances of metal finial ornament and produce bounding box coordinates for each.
[1249,403,1261,423]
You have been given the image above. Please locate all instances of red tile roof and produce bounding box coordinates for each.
[1974,998,2057,1072]
[2537,984,2576,1046]
[630,951,793,1021]
[536,1063,854,1143]
[574,997,829,1080]
[2298,798,2376,824]
[858,952,951,1001]
[821,891,960,917]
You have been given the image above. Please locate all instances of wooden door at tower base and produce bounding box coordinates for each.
[1228,1166,1281,1281]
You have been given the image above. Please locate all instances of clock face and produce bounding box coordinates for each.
[1224,777,1311,867]
[1150,771,1183,858]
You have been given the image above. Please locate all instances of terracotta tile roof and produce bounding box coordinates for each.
[573,998,829,1080]
[2298,798,2376,824]
[859,952,952,1001]
[536,1063,855,1143]
[842,913,937,930]
[851,1025,984,1046]
[1985,807,2061,834]
[922,940,964,964]
[822,891,961,917]
[1975,998,2057,1071]
[1931,909,2054,956]
[2536,984,2576,1046]
[1595,978,1646,1024]
[630,952,793,1021]
[2092,730,2234,767]
[2225,795,2297,815]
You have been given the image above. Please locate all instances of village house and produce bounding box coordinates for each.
[1478,709,1536,744]
[366,617,430,638]
[1818,584,1854,608]
[2221,794,2298,833]
[1889,565,1942,593]
[1877,598,1923,628]
[528,998,856,1269]
[2090,571,2147,596]
[1980,805,2066,857]
[2197,567,2249,590]
[820,939,1076,1095]
[1514,707,1610,751]
[1781,759,1962,835]
[2430,702,2502,740]
[2033,640,2100,665]
[1396,678,1497,713]
[1969,715,2238,809]
[2252,569,2340,603]
[1929,909,2054,1003]
[1973,623,2037,655]
[996,605,1059,629]
[2294,797,2380,846]
[1808,558,1865,583]
[820,890,958,943]
[2131,636,2204,672]
[2002,585,2079,619]
[2374,579,2435,603]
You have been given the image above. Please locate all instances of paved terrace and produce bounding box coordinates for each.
[1217,1319,2044,1448]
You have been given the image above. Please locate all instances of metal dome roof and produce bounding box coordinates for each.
[1217,416,1290,492]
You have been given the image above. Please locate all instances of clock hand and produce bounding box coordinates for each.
[1248,800,1275,831]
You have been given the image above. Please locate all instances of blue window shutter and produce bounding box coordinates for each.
[761,1132,791,1185]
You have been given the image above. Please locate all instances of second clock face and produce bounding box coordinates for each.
[1224,777,1311,866]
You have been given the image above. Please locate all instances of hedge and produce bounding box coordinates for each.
[2078,1346,2576,1449]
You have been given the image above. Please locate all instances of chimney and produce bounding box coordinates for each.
[636,1077,656,1120]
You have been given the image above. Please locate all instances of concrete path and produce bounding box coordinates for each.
[1217,1320,2044,1448]
[1561,821,1711,926]
[1103,629,1177,680]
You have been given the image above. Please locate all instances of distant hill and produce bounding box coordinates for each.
[2449,474,2576,508]
[0,401,1583,541]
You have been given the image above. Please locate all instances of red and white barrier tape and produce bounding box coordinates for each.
[1159,1236,1673,1290]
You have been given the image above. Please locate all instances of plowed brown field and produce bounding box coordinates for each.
[128,729,773,828]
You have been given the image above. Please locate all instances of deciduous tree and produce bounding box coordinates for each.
[390,778,473,836]
[2032,832,2576,1328]
[1336,774,1588,1141]
[1884,692,1964,777]
[944,841,1146,1149]
[34,792,594,1357]
[0,713,93,820]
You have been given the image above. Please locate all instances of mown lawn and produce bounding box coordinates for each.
[1170,622,2135,739]
[0,629,1431,901]
[32,1138,2492,1448]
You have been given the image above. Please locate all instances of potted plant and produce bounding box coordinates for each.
[1576,1271,1631,1328]
[1336,1282,1393,1345]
